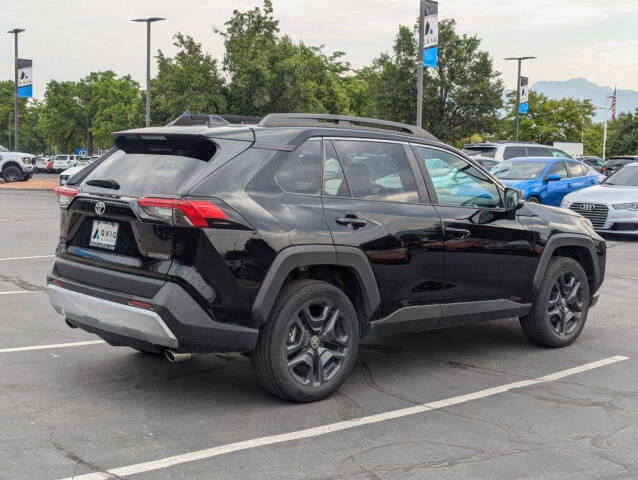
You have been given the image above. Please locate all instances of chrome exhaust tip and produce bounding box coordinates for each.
[164,349,192,363]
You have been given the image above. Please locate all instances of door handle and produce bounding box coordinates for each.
[445,227,471,239]
[336,216,367,229]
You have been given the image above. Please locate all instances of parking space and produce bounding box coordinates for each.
[2,190,638,480]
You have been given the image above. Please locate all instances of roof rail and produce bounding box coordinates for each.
[166,114,262,128]
[259,113,439,141]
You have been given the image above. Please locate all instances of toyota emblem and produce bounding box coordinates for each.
[95,201,106,215]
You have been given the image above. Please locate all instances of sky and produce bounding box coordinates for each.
[1,0,637,99]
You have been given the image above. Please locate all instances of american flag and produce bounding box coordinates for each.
[611,86,617,120]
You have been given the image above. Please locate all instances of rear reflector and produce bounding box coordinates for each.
[54,186,79,208]
[129,300,153,310]
[138,197,228,227]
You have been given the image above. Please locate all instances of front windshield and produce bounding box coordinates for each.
[493,161,548,180]
[0,145,7,152]
[605,165,638,186]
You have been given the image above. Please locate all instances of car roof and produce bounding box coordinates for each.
[464,141,541,147]
[114,124,449,150]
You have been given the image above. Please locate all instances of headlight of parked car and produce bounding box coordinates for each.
[561,199,572,209]
[612,203,638,211]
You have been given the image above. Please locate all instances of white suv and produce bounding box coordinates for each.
[53,155,80,172]
[462,142,574,163]
[0,145,35,183]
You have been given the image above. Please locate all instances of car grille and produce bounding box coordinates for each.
[569,203,609,228]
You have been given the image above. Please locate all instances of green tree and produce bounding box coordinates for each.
[77,71,141,151]
[0,80,31,152]
[500,91,596,145]
[152,33,227,125]
[42,80,85,154]
[42,72,141,154]
[19,100,48,154]
[359,20,503,144]
[583,122,604,157]
[218,0,349,116]
[607,111,638,156]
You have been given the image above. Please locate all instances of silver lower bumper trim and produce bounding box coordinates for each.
[47,284,178,348]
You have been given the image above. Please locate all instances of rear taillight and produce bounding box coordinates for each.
[601,166,607,172]
[54,186,79,209]
[138,197,229,227]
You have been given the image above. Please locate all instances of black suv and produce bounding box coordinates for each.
[603,156,638,176]
[48,113,606,402]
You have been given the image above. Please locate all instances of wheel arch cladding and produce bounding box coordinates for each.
[251,245,381,326]
[533,234,600,297]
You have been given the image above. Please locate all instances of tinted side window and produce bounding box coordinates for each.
[333,140,418,203]
[275,140,322,195]
[527,146,552,157]
[551,149,570,158]
[546,161,568,179]
[323,141,350,197]
[418,147,503,208]
[503,146,527,159]
[566,161,586,177]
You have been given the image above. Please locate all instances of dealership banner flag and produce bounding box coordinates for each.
[17,58,33,98]
[422,1,439,68]
[519,76,529,114]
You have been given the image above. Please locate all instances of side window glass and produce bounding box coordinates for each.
[418,147,503,208]
[275,140,322,195]
[503,146,527,159]
[551,149,568,158]
[323,141,350,197]
[527,146,552,157]
[546,162,568,179]
[566,161,586,177]
[333,140,418,203]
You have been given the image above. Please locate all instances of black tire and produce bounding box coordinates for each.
[2,166,23,183]
[253,279,360,403]
[526,196,541,204]
[520,257,590,348]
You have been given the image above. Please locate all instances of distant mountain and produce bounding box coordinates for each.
[531,78,638,122]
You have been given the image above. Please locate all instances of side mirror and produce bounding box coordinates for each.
[504,188,523,212]
[546,173,561,182]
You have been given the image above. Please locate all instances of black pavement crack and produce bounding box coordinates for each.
[51,440,125,480]
[0,273,46,292]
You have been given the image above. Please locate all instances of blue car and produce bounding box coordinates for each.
[492,157,604,206]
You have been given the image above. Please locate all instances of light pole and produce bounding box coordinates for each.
[132,17,165,127]
[8,28,25,150]
[504,56,536,141]
[416,0,426,127]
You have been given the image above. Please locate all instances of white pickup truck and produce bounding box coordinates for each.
[0,145,35,182]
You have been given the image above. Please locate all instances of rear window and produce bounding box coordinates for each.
[82,137,216,196]
[503,146,528,160]
[462,146,497,158]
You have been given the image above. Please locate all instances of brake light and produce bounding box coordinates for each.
[54,186,79,208]
[138,197,228,227]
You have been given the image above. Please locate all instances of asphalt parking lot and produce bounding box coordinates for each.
[1,189,638,480]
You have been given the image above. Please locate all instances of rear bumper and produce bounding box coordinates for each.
[48,284,178,348]
[47,260,259,353]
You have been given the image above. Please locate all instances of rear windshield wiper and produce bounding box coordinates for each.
[86,178,120,190]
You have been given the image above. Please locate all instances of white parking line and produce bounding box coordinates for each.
[58,355,629,480]
[0,340,105,353]
[0,290,43,296]
[0,254,55,262]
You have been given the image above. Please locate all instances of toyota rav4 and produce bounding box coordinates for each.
[48,113,606,402]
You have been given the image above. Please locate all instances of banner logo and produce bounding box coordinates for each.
[17,58,32,98]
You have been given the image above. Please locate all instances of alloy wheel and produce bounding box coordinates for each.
[285,299,352,387]
[547,272,583,336]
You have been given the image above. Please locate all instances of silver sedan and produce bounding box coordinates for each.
[561,162,638,235]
